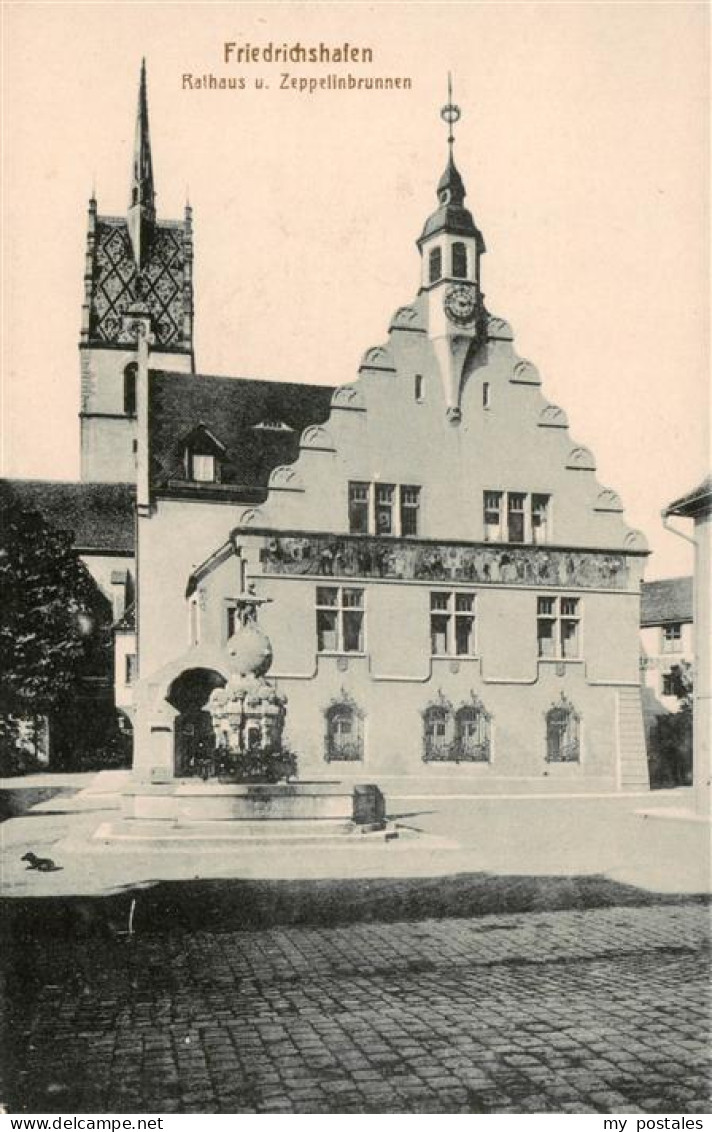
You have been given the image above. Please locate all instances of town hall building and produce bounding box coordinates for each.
[21,64,655,791]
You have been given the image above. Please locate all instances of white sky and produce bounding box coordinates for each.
[2,2,709,580]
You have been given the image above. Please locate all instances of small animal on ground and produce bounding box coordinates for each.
[21,852,62,872]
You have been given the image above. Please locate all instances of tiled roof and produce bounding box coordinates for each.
[87,216,191,353]
[149,371,335,500]
[1,480,135,553]
[641,576,693,627]
[664,475,712,519]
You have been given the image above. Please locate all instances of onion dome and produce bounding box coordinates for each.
[418,154,485,251]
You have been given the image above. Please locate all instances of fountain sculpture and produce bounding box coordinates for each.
[206,587,296,783]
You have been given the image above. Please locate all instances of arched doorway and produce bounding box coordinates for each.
[167,667,226,777]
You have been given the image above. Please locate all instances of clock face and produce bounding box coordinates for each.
[443,283,479,327]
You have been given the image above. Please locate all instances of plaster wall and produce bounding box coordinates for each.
[80,346,192,482]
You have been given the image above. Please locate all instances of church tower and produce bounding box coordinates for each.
[79,60,195,482]
[418,80,486,423]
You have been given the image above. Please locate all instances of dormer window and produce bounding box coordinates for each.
[189,454,217,483]
[253,419,294,433]
[181,423,227,484]
[452,242,467,279]
[429,246,442,284]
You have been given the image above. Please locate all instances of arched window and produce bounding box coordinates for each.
[325,695,364,762]
[455,699,491,762]
[422,694,454,762]
[452,242,468,279]
[123,363,137,416]
[546,695,581,762]
[429,246,442,284]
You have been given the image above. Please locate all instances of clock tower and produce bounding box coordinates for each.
[418,81,486,423]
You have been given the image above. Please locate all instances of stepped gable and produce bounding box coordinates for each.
[2,480,135,553]
[148,370,335,499]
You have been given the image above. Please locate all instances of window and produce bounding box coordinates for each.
[348,481,421,537]
[423,703,452,760]
[483,491,552,544]
[482,382,490,409]
[507,493,526,543]
[125,654,137,685]
[225,603,239,642]
[189,597,200,647]
[546,696,581,762]
[661,624,682,654]
[375,484,395,534]
[423,695,492,762]
[484,491,502,541]
[452,242,468,279]
[430,591,476,657]
[531,494,551,545]
[455,701,491,762]
[189,454,216,483]
[537,595,580,660]
[415,374,424,403]
[400,486,420,536]
[316,587,364,653]
[662,672,676,697]
[429,246,442,284]
[123,363,137,416]
[348,482,370,534]
[325,699,364,762]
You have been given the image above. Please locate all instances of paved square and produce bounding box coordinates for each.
[4,903,710,1113]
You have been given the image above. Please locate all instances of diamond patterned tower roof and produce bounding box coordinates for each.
[79,63,194,356]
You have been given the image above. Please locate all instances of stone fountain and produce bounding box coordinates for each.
[119,582,387,839]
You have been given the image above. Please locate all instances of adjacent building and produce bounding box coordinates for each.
[640,576,694,714]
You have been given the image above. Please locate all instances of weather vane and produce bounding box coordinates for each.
[440,72,461,159]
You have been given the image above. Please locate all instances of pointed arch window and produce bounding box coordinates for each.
[324,693,364,762]
[123,363,137,416]
[545,695,581,762]
[452,242,468,279]
[429,246,442,284]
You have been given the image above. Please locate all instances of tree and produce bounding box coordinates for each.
[0,483,113,772]
[650,661,693,788]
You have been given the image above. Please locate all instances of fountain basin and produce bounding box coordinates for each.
[122,780,385,827]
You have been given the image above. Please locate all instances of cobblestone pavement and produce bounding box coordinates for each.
[4,903,711,1114]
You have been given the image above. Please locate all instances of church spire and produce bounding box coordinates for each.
[127,58,156,269]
